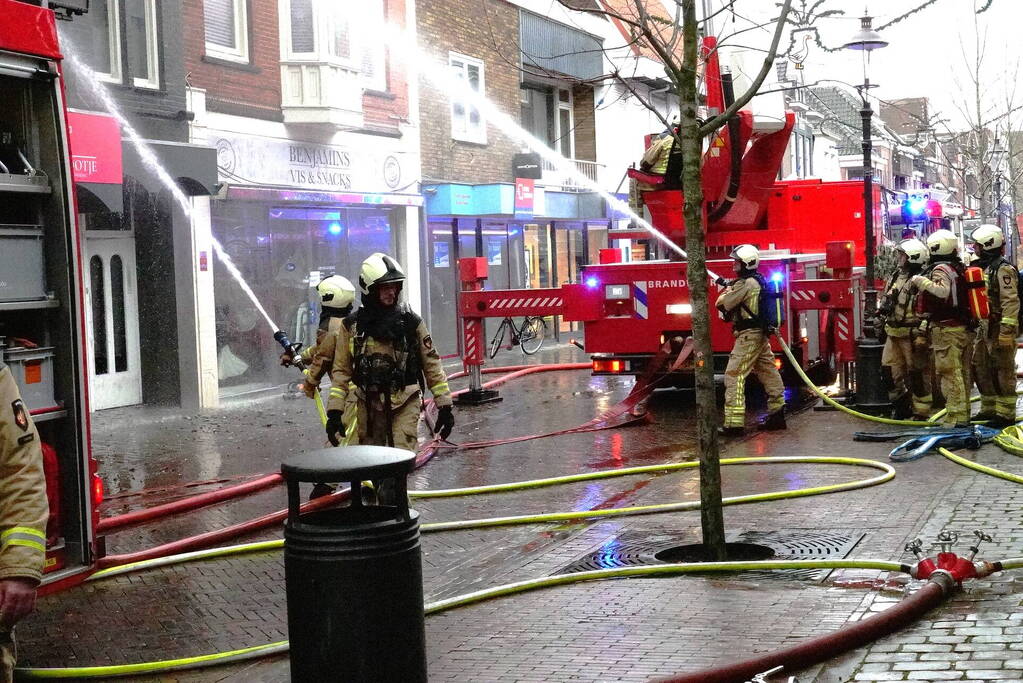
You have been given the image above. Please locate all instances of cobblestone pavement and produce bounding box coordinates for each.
[16,343,1023,682]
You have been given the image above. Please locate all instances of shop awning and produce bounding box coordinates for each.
[123,140,219,197]
[76,182,123,213]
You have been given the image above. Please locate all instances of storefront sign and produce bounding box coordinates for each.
[211,129,419,196]
[514,178,535,218]
[512,153,543,180]
[67,111,122,184]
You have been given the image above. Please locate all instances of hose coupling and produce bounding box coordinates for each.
[971,560,999,579]
[927,569,956,595]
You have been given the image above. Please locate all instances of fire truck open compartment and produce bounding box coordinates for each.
[0,48,98,580]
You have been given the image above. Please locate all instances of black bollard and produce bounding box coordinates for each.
[281,446,426,683]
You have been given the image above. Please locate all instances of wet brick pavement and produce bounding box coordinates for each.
[16,343,1023,681]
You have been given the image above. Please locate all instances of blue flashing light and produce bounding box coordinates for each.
[328,221,343,235]
[907,198,927,215]
[585,276,600,288]
[770,271,784,284]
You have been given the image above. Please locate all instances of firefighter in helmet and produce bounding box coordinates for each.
[324,254,454,500]
[910,229,974,427]
[878,238,932,420]
[281,275,357,394]
[969,224,1019,427]
[715,244,786,436]
[280,275,359,499]
[0,361,48,683]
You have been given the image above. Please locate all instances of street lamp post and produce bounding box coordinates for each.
[844,15,889,413]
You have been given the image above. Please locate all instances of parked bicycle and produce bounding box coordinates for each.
[488,316,547,358]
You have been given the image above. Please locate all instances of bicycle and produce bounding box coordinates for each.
[488,315,547,359]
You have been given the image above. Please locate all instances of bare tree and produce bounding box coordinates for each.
[531,0,793,558]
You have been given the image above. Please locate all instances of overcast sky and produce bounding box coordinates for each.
[705,0,1022,133]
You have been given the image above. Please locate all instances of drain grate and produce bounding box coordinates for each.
[555,529,864,582]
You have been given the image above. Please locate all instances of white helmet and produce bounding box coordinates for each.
[729,244,759,270]
[316,275,356,310]
[965,247,979,266]
[970,223,1004,252]
[897,238,928,265]
[358,253,406,295]
[926,229,959,257]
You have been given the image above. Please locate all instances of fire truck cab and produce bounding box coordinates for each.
[0,0,102,587]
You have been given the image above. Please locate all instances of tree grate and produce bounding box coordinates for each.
[554,529,865,582]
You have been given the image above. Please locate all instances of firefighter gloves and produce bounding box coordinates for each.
[325,410,345,446]
[436,406,454,440]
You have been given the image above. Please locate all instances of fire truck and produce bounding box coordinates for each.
[458,38,883,394]
[0,0,102,589]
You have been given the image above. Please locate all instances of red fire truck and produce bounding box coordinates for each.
[0,0,103,589]
[457,38,878,393]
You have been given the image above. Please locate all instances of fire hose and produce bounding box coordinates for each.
[29,340,1023,678]
[22,455,901,679]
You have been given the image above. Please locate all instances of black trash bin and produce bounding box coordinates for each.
[282,446,426,683]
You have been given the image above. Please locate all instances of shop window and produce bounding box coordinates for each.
[204,0,249,63]
[449,53,486,144]
[125,0,159,89]
[83,0,122,84]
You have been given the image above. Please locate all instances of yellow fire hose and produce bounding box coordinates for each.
[22,343,1021,678]
[23,456,896,678]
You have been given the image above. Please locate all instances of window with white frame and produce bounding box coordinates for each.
[361,0,387,91]
[556,88,574,158]
[204,0,249,62]
[84,0,122,84]
[288,0,316,54]
[125,0,159,89]
[449,53,485,144]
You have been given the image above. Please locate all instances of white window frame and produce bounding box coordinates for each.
[94,0,123,85]
[129,0,160,90]
[555,87,574,159]
[204,0,249,63]
[449,52,486,145]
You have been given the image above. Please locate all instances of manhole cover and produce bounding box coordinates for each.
[555,529,864,582]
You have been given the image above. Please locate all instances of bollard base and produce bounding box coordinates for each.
[454,389,503,406]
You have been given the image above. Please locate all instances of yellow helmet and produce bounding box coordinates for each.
[970,223,1004,252]
[316,275,356,310]
[729,244,759,269]
[925,229,958,257]
[358,253,406,295]
[897,238,928,265]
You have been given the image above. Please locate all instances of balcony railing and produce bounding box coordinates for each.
[280,60,363,128]
[540,157,604,192]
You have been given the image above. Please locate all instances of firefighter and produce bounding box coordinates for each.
[911,229,974,427]
[280,275,357,400]
[324,254,454,501]
[715,244,786,436]
[0,361,48,683]
[969,224,1019,427]
[878,238,932,420]
[280,275,358,499]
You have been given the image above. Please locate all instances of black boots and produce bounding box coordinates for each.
[719,426,745,437]
[891,394,913,421]
[758,409,787,431]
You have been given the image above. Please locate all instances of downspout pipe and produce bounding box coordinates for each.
[656,572,953,683]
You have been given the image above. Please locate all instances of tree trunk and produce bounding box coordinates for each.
[680,0,726,560]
